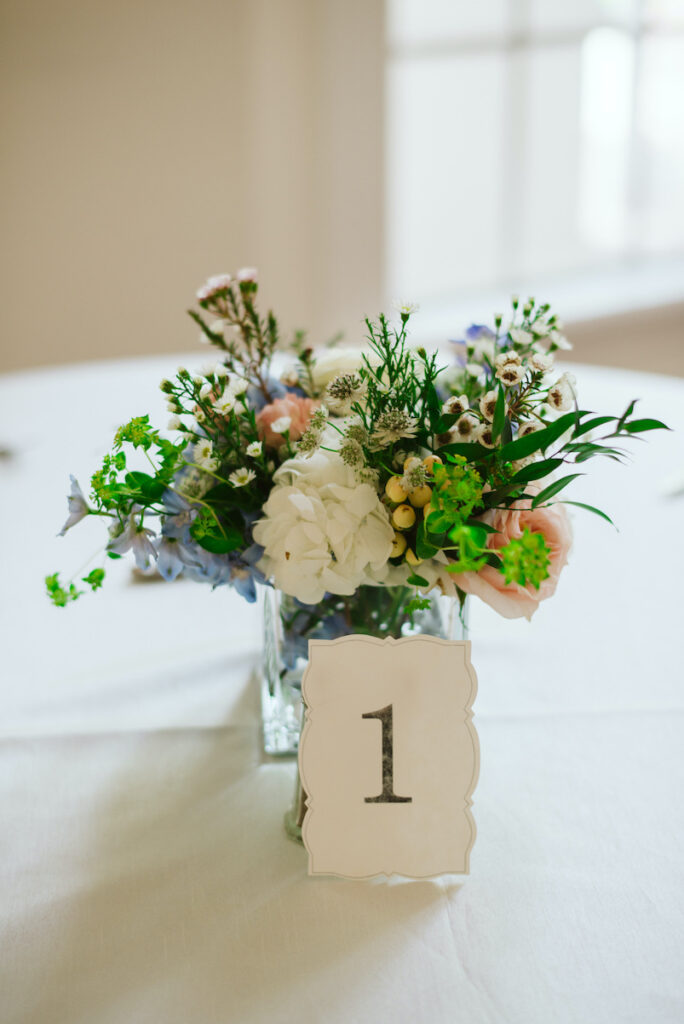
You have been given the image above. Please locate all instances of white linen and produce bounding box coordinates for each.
[1,357,683,1024]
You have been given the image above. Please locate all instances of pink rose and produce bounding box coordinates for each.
[256,394,319,448]
[456,499,572,620]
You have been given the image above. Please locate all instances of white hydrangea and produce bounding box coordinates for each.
[310,347,380,393]
[253,449,394,604]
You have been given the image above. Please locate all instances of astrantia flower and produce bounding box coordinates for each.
[58,476,89,536]
[229,467,256,487]
[339,438,364,468]
[443,394,469,417]
[325,372,367,415]
[296,428,323,457]
[370,409,419,448]
[253,449,394,604]
[246,441,263,458]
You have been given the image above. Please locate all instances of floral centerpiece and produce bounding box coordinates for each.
[49,270,667,773]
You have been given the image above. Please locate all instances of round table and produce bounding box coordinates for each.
[1,356,683,1024]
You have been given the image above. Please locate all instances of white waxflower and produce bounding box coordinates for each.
[465,362,483,377]
[246,441,263,458]
[452,413,480,441]
[496,361,525,386]
[547,372,576,411]
[213,394,235,416]
[194,439,217,469]
[548,330,572,350]
[253,449,394,604]
[167,415,182,431]
[270,416,292,435]
[199,382,213,399]
[195,409,207,424]
[442,394,469,417]
[192,375,204,386]
[232,378,249,396]
[280,367,301,388]
[517,420,541,438]
[479,390,499,421]
[474,423,496,448]
[209,319,227,336]
[509,328,534,346]
[495,349,522,369]
[237,266,258,283]
[214,363,228,378]
[166,399,178,412]
[229,468,256,487]
[530,352,554,373]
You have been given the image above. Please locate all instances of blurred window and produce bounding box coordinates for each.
[386,0,684,310]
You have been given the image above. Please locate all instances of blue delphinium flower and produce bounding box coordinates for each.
[107,510,157,570]
[58,476,90,536]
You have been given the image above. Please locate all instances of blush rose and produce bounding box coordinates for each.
[456,499,572,620]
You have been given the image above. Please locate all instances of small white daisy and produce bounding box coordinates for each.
[213,394,235,416]
[194,439,217,470]
[229,467,256,487]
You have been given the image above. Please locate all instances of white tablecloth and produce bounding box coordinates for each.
[1,357,683,1024]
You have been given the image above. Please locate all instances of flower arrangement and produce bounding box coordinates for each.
[48,271,667,640]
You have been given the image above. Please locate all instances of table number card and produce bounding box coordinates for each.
[299,636,479,879]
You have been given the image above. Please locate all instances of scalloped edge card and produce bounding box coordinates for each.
[299,636,479,879]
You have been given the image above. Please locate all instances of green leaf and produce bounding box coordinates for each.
[438,441,494,461]
[531,473,584,507]
[415,520,438,560]
[573,415,615,437]
[124,471,165,501]
[194,528,243,554]
[498,411,581,463]
[560,500,616,527]
[406,572,429,587]
[491,384,506,443]
[510,457,564,483]
[623,417,670,433]
[617,399,638,429]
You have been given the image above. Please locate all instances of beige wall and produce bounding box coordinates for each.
[0,0,384,372]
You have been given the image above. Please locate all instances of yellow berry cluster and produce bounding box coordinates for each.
[384,455,443,568]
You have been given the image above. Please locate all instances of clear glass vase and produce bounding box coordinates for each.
[259,584,468,841]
